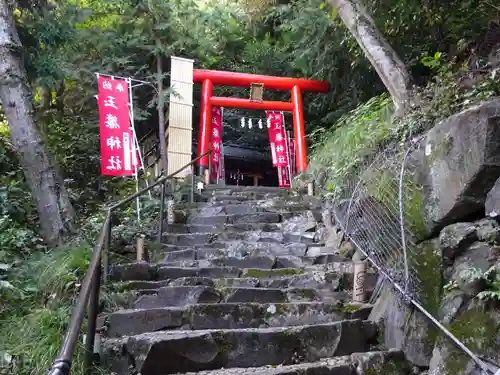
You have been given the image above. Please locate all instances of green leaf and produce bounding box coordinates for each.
[330,7,338,19]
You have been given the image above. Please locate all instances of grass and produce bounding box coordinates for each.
[0,241,99,375]
[308,93,395,195]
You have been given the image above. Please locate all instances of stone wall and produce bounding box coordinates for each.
[318,99,500,374]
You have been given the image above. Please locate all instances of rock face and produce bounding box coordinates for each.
[99,185,413,375]
[368,281,437,368]
[414,99,500,235]
[313,103,500,374]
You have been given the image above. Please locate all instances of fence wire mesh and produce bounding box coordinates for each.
[330,136,427,303]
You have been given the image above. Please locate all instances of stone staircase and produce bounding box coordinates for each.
[98,186,413,374]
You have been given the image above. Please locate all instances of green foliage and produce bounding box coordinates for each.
[308,93,394,196]
[443,306,499,375]
[0,243,94,375]
[444,265,500,301]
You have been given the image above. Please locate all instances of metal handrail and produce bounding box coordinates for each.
[46,150,211,375]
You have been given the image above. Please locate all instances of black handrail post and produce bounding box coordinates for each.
[84,258,101,375]
[102,214,111,284]
[158,181,166,243]
[189,171,195,203]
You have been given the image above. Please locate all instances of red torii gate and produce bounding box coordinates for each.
[193,69,329,175]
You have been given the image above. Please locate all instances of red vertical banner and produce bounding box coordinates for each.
[265,111,289,168]
[210,106,222,182]
[97,76,140,176]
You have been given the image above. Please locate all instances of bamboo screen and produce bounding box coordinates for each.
[167,56,194,177]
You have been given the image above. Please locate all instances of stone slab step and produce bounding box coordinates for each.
[163,223,282,234]
[98,302,374,337]
[161,231,316,246]
[159,241,309,256]
[107,270,349,297]
[202,191,289,200]
[175,196,321,210]
[188,212,281,226]
[175,350,411,375]
[102,320,378,374]
[204,185,289,193]
[108,262,377,294]
[104,285,336,311]
[183,204,272,217]
[109,262,244,282]
[182,204,322,218]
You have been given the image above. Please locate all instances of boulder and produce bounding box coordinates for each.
[475,218,500,243]
[439,222,477,265]
[447,242,496,296]
[369,281,437,368]
[485,177,500,219]
[415,99,500,234]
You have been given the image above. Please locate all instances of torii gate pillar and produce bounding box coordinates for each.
[193,69,329,176]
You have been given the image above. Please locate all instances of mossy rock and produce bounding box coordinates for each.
[439,302,500,375]
[242,268,305,277]
[408,239,443,351]
[343,303,361,313]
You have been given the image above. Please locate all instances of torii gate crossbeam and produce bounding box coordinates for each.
[193,69,329,175]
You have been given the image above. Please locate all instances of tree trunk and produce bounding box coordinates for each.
[328,0,412,114]
[0,0,76,244]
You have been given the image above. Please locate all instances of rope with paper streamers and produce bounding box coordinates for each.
[239,117,273,129]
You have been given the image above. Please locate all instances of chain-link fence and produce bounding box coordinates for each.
[329,137,425,299]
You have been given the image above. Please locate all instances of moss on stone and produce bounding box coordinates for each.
[410,240,442,316]
[290,288,317,299]
[427,134,453,165]
[243,268,304,277]
[364,168,427,239]
[443,307,499,375]
[409,239,443,350]
[361,358,408,375]
[339,241,355,258]
[343,303,362,313]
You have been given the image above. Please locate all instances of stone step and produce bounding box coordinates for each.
[104,285,337,311]
[109,262,244,282]
[102,320,378,374]
[174,350,411,375]
[162,231,316,246]
[187,212,281,226]
[109,271,340,293]
[108,262,377,293]
[181,203,321,218]
[202,190,289,200]
[175,195,321,210]
[205,185,289,193]
[158,241,310,258]
[182,204,272,217]
[164,222,282,234]
[98,302,374,337]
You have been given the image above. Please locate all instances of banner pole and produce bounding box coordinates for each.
[126,78,140,224]
[127,78,152,201]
